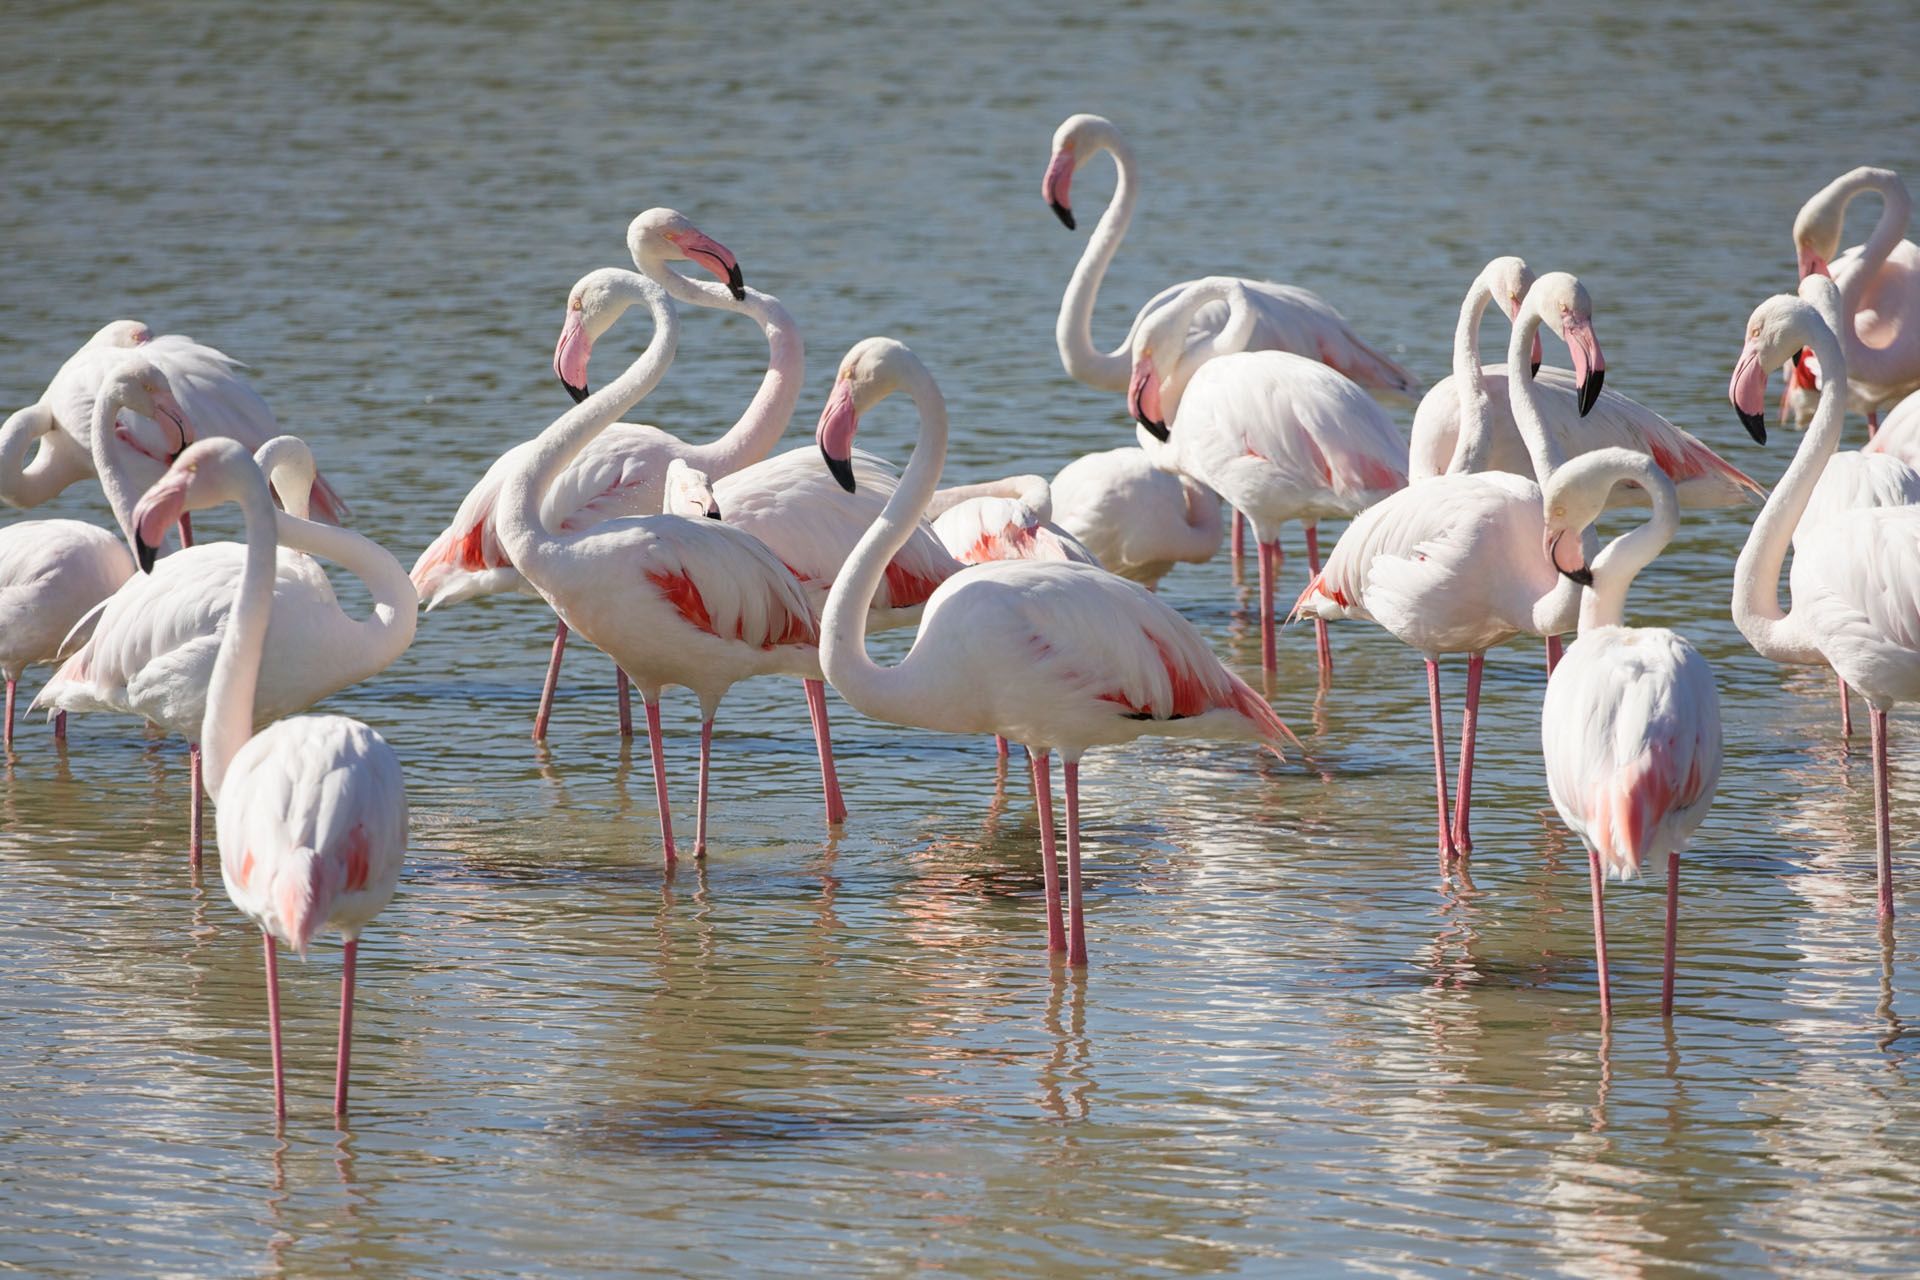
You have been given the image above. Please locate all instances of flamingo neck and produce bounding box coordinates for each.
[202,468,281,797]
[0,405,92,508]
[1505,303,1567,486]
[1579,456,1678,630]
[685,290,804,480]
[819,365,949,726]
[88,392,155,548]
[496,291,680,579]
[273,511,419,681]
[925,474,1050,525]
[1157,277,1239,422]
[1836,172,1912,386]
[1447,276,1500,473]
[1733,323,1847,666]
[1056,133,1139,392]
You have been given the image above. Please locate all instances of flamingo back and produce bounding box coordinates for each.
[0,520,134,677]
[1795,507,1920,706]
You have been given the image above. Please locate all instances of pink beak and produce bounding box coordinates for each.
[1562,315,1606,416]
[816,379,860,492]
[131,466,192,572]
[1128,357,1167,440]
[1042,149,1076,229]
[675,229,745,300]
[146,386,195,460]
[554,310,592,402]
[1797,247,1831,280]
[1729,338,1771,443]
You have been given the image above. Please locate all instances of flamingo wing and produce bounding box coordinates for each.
[1798,508,1920,700]
[627,517,818,651]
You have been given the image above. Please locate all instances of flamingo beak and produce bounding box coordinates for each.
[817,379,860,494]
[1563,315,1605,417]
[1729,337,1770,444]
[147,386,194,463]
[673,229,746,301]
[1041,148,1076,230]
[1797,247,1831,280]
[1128,355,1168,441]
[1530,330,1544,378]
[554,307,591,403]
[131,466,192,574]
[1544,529,1592,586]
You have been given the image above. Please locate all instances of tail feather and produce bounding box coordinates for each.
[1224,671,1300,758]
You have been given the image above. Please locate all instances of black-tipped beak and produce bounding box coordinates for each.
[1135,413,1170,442]
[822,447,857,494]
[1738,408,1768,445]
[726,262,746,302]
[1576,367,1604,417]
[135,534,158,574]
[563,380,589,405]
[705,506,722,520]
[1049,201,1075,231]
[1559,564,1594,587]
[1530,360,1542,377]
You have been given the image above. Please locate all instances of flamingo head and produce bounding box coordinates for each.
[89,319,153,349]
[1538,451,1641,588]
[100,357,195,463]
[663,458,721,520]
[131,438,251,573]
[1524,273,1605,416]
[627,207,745,301]
[1042,113,1118,232]
[1484,256,1544,375]
[553,268,647,403]
[1732,293,1826,445]
[1125,345,1171,442]
[817,337,921,494]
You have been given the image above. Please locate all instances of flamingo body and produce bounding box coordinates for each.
[0,520,133,681]
[1049,447,1222,585]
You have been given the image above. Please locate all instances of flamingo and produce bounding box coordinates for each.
[812,336,1294,966]
[2,319,349,524]
[1043,113,1418,403]
[1538,448,1722,1020]
[1126,277,1409,682]
[130,439,405,1121]
[925,474,1099,567]
[1730,287,1920,923]
[491,276,823,864]
[1296,272,1605,866]
[36,435,415,868]
[1792,166,1920,427]
[411,207,789,741]
[1862,386,1920,463]
[1048,446,1224,587]
[1408,257,1764,511]
[0,518,132,747]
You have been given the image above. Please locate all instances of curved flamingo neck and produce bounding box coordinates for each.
[925,474,1050,524]
[273,511,419,682]
[1056,131,1139,393]
[1155,278,1237,421]
[683,289,804,480]
[1835,172,1913,385]
[819,362,949,726]
[497,291,681,579]
[1447,276,1500,473]
[0,405,91,507]
[202,464,281,797]
[88,391,150,548]
[1733,321,1846,667]
[1505,302,1568,486]
[1575,454,1678,630]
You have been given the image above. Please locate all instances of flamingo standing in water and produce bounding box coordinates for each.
[37,435,415,867]
[1296,273,1605,866]
[130,439,405,1121]
[0,519,132,747]
[491,277,824,864]
[1792,167,1920,429]
[812,336,1294,966]
[1730,288,1920,923]
[1048,446,1224,587]
[926,474,1099,567]
[1539,448,1722,1020]
[1126,277,1408,683]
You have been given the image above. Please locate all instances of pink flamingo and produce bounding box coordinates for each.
[1539,448,1722,1020]
[1043,113,1417,404]
[1126,277,1409,683]
[813,336,1294,965]
[38,435,415,867]
[1731,287,1920,923]
[1792,167,1920,429]
[131,438,405,1121]
[1048,446,1224,587]
[0,518,132,747]
[412,208,788,741]
[926,474,1099,567]
[1296,273,1605,866]
[1862,387,1920,463]
[491,278,822,864]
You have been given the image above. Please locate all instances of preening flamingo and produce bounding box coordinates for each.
[37,436,415,867]
[491,277,823,864]
[0,519,132,747]
[1042,113,1418,402]
[813,336,1294,966]
[411,207,790,740]
[1048,445,1224,587]
[131,438,405,1121]
[1408,257,1763,510]
[1730,288,1920,923]
[926,474,1099,567]
[1792,167,1920,425]
[1539,448,1721,1020]
[1296,273,1604,866]
[1126,277,1408,682]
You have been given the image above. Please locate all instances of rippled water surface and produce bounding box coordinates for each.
[4,2,1920,1275]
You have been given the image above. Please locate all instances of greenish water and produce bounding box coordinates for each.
[2,1,1918,1275]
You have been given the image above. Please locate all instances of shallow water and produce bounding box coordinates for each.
[3,1,1920,1275]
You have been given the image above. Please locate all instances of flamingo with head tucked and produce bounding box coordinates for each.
[813,336,1294,966]
[0,518,132,748]
[1048,446,1224,588]
[926,474,1099,568]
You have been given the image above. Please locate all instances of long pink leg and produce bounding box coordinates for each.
[1231,510,1246,574]
[1063,760,1088,966]
[1873,707,1893,922]
[1838,674,1854,737]
[189,743,204,870]
[644,699,677,867]
[1306,525,1332,681]
[1868,408,1880,440]
[179,513,193,548]
[617,670,633,739]
[1452,653,1484,858]
[995,735,1009,760]
[1426,659,1458,872]
[694,718,713,858]
[1256,539,1278,678]
[4,678,13,750]
[1662,852,1680,1018]
[804,679,847,825]
[263,933,286,1123]
[1030,749,1066,953]
[1546,634,1564,674]
[333,939,357,1116]
[532,620,567,742]
[1588,844,1612,1021]
[54,710,66,742]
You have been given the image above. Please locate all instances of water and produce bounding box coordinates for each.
[3,1,1919,1274]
